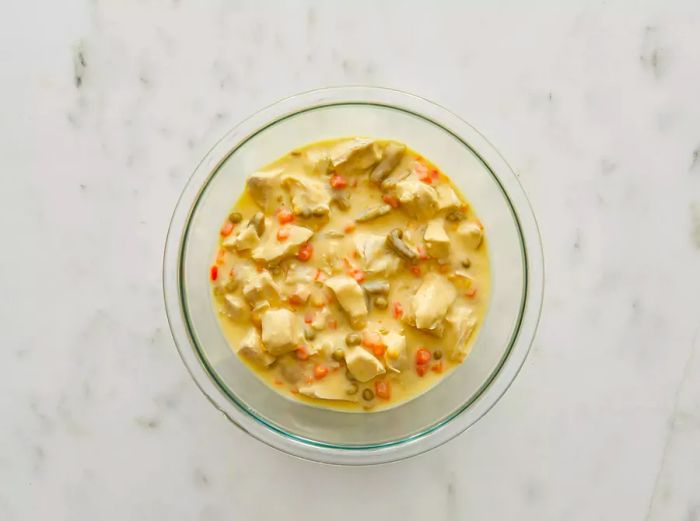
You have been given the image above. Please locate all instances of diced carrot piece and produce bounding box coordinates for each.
[344,222,356,233]
[277,207,295,225]
[392,301,403,319]
[330,174,348,189]
[351,269,365,283]
[373,344,386,357]
[416,364,429,377]
[274,378,284,386]
[276,227,290,241]
[410,265,421,277]
[430,169,440,182]
[415,348,431,365]
[382,194,400,208]
[210,265,218,281]
[431,361,443,373]
[215,248,226,265]
[375,380,391,400]
[466,288,478,299]
[220,221,234,237]
[314,365,328,380]
[288,293,305,306]
[328,318,338,330]
[304,312,314,324]
[295,346,309,360]
[297,242,313,261]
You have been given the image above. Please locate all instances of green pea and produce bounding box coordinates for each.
[433,349,443,360]
[332,349,344,362]
[228,211,243,223]
[345,332,361,346]
[362,389,374,401]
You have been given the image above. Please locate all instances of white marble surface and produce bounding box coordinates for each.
[2,0,700,519]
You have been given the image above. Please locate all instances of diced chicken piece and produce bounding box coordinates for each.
[278,357,304,384]
[242,271,280,306]
[281,173,331,217]
[324,275,368,322]
[445,303,478,361]
[251,225,314,263]
[285,263,316,285]
[299,371,359,402]
[412,273,457,330]
[395,178,439,219]
[353,233,400,276]
[261,308,301,355]
[383,331,408,373]
[330,139,382,175]
[423,219,450,258]
[222,294,247,321]
[448,270,474,290]
[246,169,283,212]
[237,328,276,367]
[303,149,331,177]
[457,221,484,249]
[222,224,259,252]
[436,184,462,212]
[345,346,386,382]
[311,306,331,331]
[369,142,406,183]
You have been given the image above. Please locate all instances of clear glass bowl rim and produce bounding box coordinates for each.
[163,86,544,465]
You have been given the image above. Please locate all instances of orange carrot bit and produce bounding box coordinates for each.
[375,380,391,400]
[392,301,404,319]
[465,288,478,299]
[431,361,443,373]
[430,169,440,182]
[416,364,429,377]
[220,220,235,237]
[274,378,284,386]
[288,293,305,307]
[304,311,315,324]
[330,174,348,189]
[373,344,386,357]
[328,318,338,330]
[277,207,295,225]
[210,265,218,281]
[362,332,385,356]
[343,222,356,233]
[215,248,226,265]
[314,364,329,380]
[350,269,365,283]
[382,194,400,208]
[415,348,431,365]
[276,227,290,241]
[410,265,421,277]
[415,161,432,184]
[295,346,309,360]
[290,388,299,395]
[297,242,313,261]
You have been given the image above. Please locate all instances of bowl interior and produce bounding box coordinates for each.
[180,103,526,447]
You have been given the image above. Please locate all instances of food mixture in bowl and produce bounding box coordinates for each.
[209,138,490,411]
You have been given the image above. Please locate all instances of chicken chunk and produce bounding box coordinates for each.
[242,271,280,307]
[412,273,457,330]
[345,346,386,382]
[353,233,400,276]
[436,184,461,212]
[383,331,408,373]
[222,294,247,321]
[222,224,259,252]
[395,178,439,219]
[281,173,331,217]
[445,303,478,361]
[330,138,381,175]
[299,371,359,402]
[237,328,276,367]
[423,219,450,258]
[251,225,314,263]
[369,142,405,183]
[261,308,301,355]
[303,149,331,177]
[246,169,283,212]
[324,275,368,323]
[456,221,483,249]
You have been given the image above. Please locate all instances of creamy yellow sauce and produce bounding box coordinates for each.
[210,138,490,412]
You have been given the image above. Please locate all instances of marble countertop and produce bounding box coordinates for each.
[2,1,699,519]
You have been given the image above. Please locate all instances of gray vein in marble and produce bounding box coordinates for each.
[691,146,700,172]
[640,26,668,79]
[645,328,700,520]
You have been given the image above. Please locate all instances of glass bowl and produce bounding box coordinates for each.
[163,86,543,465]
